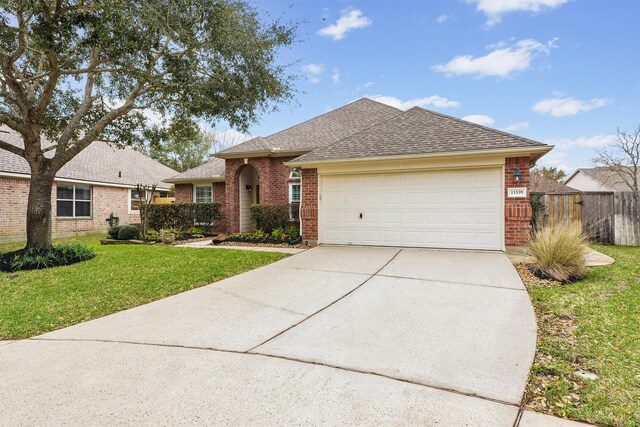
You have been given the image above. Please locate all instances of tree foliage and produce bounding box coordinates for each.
[531,166,567,183]
[0,0,297,248]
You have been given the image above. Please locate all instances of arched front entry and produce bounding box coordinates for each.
[238,164,259,231]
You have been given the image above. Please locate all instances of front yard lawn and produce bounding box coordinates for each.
[523,245,640,427]
[0,235,288,339]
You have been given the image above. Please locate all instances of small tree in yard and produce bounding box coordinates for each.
[0,1,296,250]
[136,183,157,240]
[593,125,640,198]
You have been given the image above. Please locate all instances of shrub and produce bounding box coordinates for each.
[250,203,298,234]
[142,203,221,231]
[284,225,299,239]
[528,223,589,283]
[117,225,140,240]
[0,244,95,272]
[107,225,122,239]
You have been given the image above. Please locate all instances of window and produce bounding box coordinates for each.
[56,184,91,218]
[289,169,302,179]
[129,189,142,213]
[194,185,213,203]
[289,182,301,203]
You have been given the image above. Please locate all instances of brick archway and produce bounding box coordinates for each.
[225,159,268,233]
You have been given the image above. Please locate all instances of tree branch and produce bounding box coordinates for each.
[0,137,25,157]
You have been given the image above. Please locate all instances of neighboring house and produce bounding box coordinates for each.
[530,174,580,194]
[168,98,553,250]
[565,167,639,193]
[0,128,177,243]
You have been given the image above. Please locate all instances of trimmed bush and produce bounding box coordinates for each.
[0,243,95,272]
[107,225,122,239]
[528,223,589,283]
[250,203,299,233]
[117,225,140,240]
[142,203,221,231]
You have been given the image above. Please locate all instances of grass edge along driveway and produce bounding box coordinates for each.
[0,235,289,339]
[524,245,640,427]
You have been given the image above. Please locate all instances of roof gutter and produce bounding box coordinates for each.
[284,145,554,168]
[163,175,225,184]
[0,171,171,190]
[215,149,310,159]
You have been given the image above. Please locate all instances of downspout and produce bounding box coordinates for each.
[299,170,303,242]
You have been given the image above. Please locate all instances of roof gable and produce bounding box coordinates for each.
[291,106,549,164]
[571,167,639,192]
[217,98,401,157]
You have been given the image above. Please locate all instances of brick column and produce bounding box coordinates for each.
[504,156,532,247]
[301,168,318,243]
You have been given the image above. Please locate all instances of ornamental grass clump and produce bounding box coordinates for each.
[528,223,589,283]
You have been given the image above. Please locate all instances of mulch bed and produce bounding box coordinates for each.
[515,264,562,287]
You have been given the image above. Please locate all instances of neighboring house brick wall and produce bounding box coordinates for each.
[300,168,318,243]
[224,156,296,233]
[174,184,193,202]
[504,156,532,247]
[0,176,139,243]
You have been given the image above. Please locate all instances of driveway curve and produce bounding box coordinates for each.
[0,246,537,426]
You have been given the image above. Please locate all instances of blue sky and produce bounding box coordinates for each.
[224,0,640,175]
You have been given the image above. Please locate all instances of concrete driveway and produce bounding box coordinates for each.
[0,246,537,426]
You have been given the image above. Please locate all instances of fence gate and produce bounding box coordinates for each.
[542,193,583,228]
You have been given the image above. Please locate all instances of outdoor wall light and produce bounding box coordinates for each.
[513,168,521,183]
[245,184,252,192]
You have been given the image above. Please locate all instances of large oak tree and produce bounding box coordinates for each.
[0,0,295,249]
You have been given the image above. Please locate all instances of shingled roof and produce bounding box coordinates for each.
[0,127,177,190]
[572,167,640,191]
[216,98,401,157]
[164,157,226,183]
[291,106,550,164]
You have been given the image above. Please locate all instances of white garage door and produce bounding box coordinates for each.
[319,168,503,250]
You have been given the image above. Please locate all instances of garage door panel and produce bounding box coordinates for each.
[320,168,503,250]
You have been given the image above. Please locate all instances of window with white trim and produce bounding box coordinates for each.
[289,182,301,203]
[56,184,92,218]
[129,189,142,213]
[194,185,213,203]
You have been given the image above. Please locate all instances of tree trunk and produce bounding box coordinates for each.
[26,171,56,250]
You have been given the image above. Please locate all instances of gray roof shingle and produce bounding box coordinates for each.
[577,167,640,191]
[291,106,549,163]
[217,98,401,156]
[164,157,226,183]
[0,127,177,190]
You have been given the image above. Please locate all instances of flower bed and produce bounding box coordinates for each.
[224,226,300,245]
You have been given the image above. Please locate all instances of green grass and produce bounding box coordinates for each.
[526,245,640,426]
[0,235,288,339]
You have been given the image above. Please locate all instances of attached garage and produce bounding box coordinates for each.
[319,167,504,250]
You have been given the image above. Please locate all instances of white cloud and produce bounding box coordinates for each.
[371,95,460,110]
[356,81,375,91]
[302,63,324,84]
[545,134,617,148]
[462,114,495,126]
[332,68,340,84]
[502,121,530,131]
[533,97,608,117]
[432,38,557,78]
[469,0,568,26]
[436,14,452,23]
[318,9,372,41]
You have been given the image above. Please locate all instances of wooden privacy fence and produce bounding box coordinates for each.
[533,191,639,246]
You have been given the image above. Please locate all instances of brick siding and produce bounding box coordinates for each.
[300,168,318,243]
[504,156,532,247]
[0,176,140,243]
[174,184,193,202]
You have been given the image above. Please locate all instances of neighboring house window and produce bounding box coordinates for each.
[56,184,91,218]
[129,189,142,214]
[194,185,213,203]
